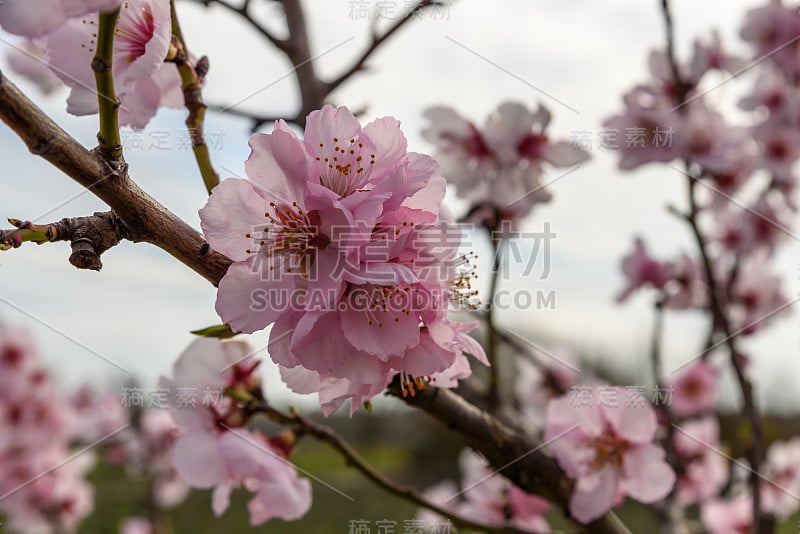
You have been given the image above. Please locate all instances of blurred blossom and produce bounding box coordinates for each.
[418,449,551,532]
[544,387,675,523]
[423,101,589,224]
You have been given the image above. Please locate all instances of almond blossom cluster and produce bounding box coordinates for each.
[0,321,95,533]
[1,0,186,129]
[200,105,488,415]
[418,450,551,532]
[160,338,312,525]
[422,101,590,225]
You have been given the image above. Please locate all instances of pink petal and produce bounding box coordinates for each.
[172,433,224,488]
[211,481,233,517]
[303,105,362,161]
[245,129,310,204]
[200,178,270,262]
[621,444,675,503]
[340,298,420,359]
[570,467,619,523]
[361,116,408,181]
[601,398,657,443]
[45,18,97,115]
[215,259,296,334]
[248,476,312,524]
[543,141,591,167]
[0,0,67,37]
[118,76,160,130]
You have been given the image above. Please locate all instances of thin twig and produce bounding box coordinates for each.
[251,402,535,534]
[91,7,122,158]
[170,0,220,194]
[326,0,443,93]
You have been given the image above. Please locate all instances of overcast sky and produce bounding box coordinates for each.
[1,0,798,413]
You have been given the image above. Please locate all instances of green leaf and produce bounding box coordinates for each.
[191,324,239,339]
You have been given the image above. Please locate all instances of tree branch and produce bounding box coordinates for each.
[0,213,126,270]
[0,69,232,285]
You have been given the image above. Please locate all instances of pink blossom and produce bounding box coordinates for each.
[423,101,589,221]
[603,86,682,170]
[729,251,789,335]
[753,121,800,177]
[688,30,746,82]
[739,70,798,117]
[664,253,706,310]
[419,450,551,532]
[545,388,675,523]
[0,321,98,534]
[128,409,189,509]
[672,417,728,504]
[615,236,671,302]
[45,0,183,129]
[206,430,312,525]
[701,491,752,534]
[740,1,800,78]
[670,360,717,418]
[162,338,312,525]
[0,0,121,37]
[714,198,789,254]
[761,438,800,517]
[514,346,579,432]
[680,101,748,172]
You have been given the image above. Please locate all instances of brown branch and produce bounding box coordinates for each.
[0,213,126,270]
[251,402,536,534]
[326,0,443,94]
[0,69,232,285]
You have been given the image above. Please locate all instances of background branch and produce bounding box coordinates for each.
[196,0,440,129]
[658,0,764,530]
